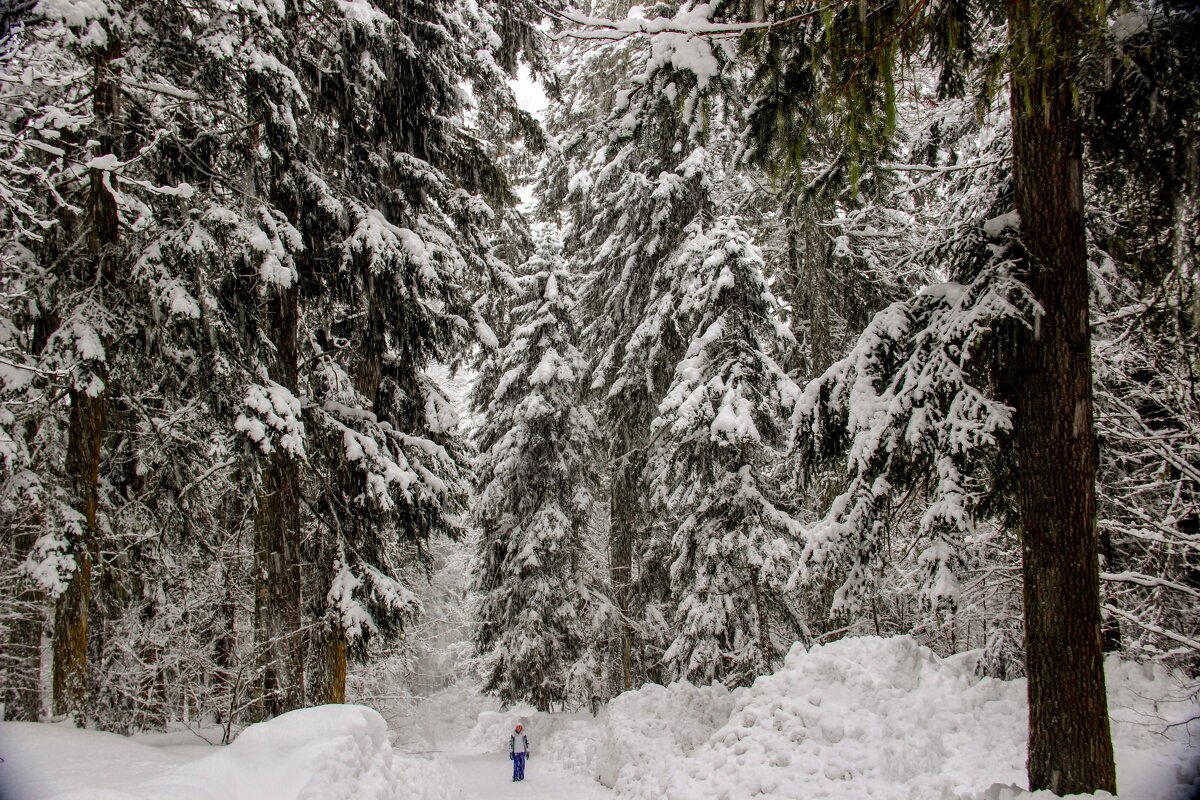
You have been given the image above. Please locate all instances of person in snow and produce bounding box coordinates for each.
[509,723,531,782]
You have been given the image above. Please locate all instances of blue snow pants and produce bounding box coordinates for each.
[512,752,526,781]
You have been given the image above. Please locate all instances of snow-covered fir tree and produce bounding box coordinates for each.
[646,217,804,687]
[472,224,601,711]
[545,0,747,688]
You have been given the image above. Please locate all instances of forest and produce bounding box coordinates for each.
[0,0,1196,798]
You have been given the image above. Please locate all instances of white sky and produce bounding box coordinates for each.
[509,64,550,120]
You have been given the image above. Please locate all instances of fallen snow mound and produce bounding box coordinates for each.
[630,636,1026,800]
[602,636,1198,800]
[169,704,428,800]
[0,704,454,800]
[593,680,735,789]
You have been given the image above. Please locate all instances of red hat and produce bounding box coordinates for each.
[515,724,523,731]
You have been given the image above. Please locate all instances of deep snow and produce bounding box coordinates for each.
[472,636,1199,800]
[1,636,1195,800]
[0,705,453,800]
[0,698,610,800]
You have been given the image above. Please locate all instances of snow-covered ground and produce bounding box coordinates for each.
[1,636,1195,800]
[0,689,608,800]
[450,752,612,800]
[0,705,456,800]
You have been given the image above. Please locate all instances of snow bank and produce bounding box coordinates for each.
[0,705,455,800]
[629,636,1027,800]
[463,704,537,754]
[573,636,1198,800]
[591,681,735,790]
[464,704,603,768]
[164,704,439,800]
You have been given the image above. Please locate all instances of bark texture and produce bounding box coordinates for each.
[313,625,347,705]
[53,38,121,723]
[1007,0,1117,792]
[54,390,104,721]
[252,283,305,718]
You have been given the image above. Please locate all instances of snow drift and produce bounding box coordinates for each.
[0,704,454,800]
[620,636,1029,800]
[476,636,1198,800]
[589,681,736,790]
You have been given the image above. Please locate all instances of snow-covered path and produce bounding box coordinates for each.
[448,753,613,800]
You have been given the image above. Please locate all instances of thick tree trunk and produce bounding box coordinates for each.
[789,215,836,377]
[312,625,347,705]
[52,39,121,724]
[1007,0,1116,793]
[253,283,305,719]
[54,390,104,722]
[253,0,307,714]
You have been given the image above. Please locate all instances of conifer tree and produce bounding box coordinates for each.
[548,0,748,688]
[647,217,803,686]
[473,224,600,711]
[226,0,537,711]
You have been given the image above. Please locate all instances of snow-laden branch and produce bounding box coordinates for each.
[1103,571,1200,600]
[1105,604,1200,653]
[537,2,841,42]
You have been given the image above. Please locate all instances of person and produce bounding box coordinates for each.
[509,723,531,782]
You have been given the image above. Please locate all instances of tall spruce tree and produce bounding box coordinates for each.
[647,216,803,686]
[227,0,539,712]
[548,0,750,688]
[473,224,600,711]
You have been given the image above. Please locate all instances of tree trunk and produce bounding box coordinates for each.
[789,214,835,378]
[54,390,104,722]
[751,576,772,680]
[312,624,347,705]
[212,492,241,721]
[213,597,238,718]
[52,38,121,724]
[252,283,305,719]
[1007,0,1116,793]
